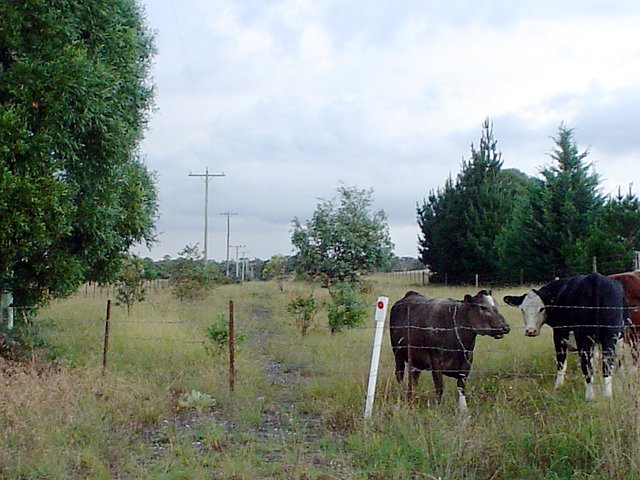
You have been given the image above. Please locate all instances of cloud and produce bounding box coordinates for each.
[138,0,640,260]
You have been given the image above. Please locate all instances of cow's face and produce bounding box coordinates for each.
[464,291,510,338]
[504,290,546,336]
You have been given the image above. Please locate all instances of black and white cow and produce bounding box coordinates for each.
[504,272,625,400]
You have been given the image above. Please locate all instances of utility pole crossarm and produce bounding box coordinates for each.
[188,168,225,261]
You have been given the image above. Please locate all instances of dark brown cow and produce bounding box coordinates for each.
[609,270,640,346]
[389,290,510,411]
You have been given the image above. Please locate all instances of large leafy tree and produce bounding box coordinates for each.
[291,185,394,285]
[0,0,158,306]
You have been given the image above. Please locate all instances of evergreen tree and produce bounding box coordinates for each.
[543,124,602,275]
[496,178,555,282]
[497,124,602,281]
[418,119,524,283]
[418,176,466,282]
[573,188,640,274]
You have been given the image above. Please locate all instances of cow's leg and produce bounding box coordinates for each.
[553,328,570,389]
[410,367,421,384]
[456,375,468,412]
[625,325,640,369]
[601,334,619,399]
[431,370,444,402]
[394,353,405,383]
[578,343,596,401]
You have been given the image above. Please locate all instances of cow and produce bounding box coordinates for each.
[504,272,625,400]
[389,290,510,411]
[609,271,640,349]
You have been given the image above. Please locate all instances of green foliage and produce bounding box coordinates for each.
[286,292,317,336]
[418,119,529,283]
[292,185,394,285]
[570,189,640,274]
[0,0,158,308]
[177,390,217,410]
[115,255,146,317]
[326,282,367,334]
[140,257,163,280]
[169,245,226,302]
[0,316,52,360]
[418,121,640,284]
[204,312,245,356]
[497,124,605,281]
[262,255,287,291]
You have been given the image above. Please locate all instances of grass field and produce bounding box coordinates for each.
[2,277,640,479]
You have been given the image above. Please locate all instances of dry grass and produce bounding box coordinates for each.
[1,278,640,478]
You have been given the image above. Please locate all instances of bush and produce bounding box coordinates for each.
[204,313,245,357]
[169,245,227,301]
[286,292,317,336]
[115,255,146,316]
[326,282,367,334]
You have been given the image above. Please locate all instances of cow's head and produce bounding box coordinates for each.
[463,290,510,338]
[504,290,546,337]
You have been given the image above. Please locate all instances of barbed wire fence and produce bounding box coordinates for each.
[3,285,640,415]
[391,252,640,287]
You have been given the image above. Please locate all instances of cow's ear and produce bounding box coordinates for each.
[503,294,525,307]
[464,294,474,303]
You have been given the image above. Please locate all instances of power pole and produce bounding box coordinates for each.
[188,168,225,261]
[240,249,249,281]
[230,244,246,278]
[220,212,238,276]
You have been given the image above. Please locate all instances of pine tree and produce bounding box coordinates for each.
[418,119,524,283]
[497,124,603,281]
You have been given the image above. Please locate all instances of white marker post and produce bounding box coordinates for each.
[364,296,389,420]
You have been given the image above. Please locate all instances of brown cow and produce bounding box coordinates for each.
[610,270,640,348]
[389,290,510,411]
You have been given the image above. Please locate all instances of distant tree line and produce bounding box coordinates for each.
[140,251,417,285]
[418,120,640,285]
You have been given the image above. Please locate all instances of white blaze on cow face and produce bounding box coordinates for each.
[483,294,496,307]
[518,291,546,337]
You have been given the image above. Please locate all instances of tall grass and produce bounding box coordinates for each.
[1,279,639,478]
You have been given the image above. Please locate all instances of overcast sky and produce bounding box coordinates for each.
[136,0,640,262]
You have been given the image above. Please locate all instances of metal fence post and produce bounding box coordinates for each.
[364,296,389,419]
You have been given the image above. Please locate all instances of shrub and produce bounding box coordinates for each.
[115,255,146,316]
[204,313,245,357]
[169,245,226,301]
[326,282,367,334]
[286,292,318,336]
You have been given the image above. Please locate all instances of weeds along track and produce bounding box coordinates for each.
[140,300,351,478]
[249,305,339,451]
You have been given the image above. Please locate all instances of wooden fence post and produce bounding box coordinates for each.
[407,307,414,408]
[102,300,111,374]
[228,300,235,393]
